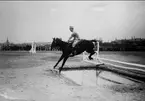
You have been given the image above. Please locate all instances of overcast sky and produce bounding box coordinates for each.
[0,1,145,43]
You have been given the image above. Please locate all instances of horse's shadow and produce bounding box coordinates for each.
[61,65,100,71]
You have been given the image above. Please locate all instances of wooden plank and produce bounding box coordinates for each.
[104,62,145,72]
[99,57,145,68]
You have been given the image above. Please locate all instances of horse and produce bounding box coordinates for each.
[51,38,97,74]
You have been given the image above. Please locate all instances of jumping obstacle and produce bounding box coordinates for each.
[99,57,145,72]
[62,41,145,86]
[82,41,145,73]
[29,42,36,54]
[61,61,100,86]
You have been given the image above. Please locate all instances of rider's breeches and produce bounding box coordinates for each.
[72,40,79,47]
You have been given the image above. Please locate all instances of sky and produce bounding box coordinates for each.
[0,1,145,43]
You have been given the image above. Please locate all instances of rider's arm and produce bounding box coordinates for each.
[74,32,80,40]
[68,34,73,42]
[77,33,80,40]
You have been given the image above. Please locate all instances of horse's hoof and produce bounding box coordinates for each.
[89,57,93,60]
[58,68,61,74]
[53,66,56,69]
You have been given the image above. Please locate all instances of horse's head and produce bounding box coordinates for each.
[51,38,62,50]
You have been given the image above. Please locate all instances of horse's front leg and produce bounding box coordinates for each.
[54,54,64,69]
[59,56,69,74]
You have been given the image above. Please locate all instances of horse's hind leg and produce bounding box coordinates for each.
[88,51,95,60]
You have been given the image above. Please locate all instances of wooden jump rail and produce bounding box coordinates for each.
[83,41,145,72]
[99,57,145,68]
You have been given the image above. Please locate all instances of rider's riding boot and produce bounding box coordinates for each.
[72,47,77,56]
[69,47,77,57]
[71,51,75,56]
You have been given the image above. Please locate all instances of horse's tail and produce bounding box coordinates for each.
[90,39,98,49]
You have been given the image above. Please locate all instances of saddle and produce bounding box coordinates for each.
[68,40,82,56]
[68,39,81,48]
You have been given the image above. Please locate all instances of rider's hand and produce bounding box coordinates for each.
[68,40,71,43]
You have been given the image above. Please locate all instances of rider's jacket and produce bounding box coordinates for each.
[68,32,80,42]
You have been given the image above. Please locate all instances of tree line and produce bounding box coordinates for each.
[0,43,51,51]
[99,38,145,51]
[0,38,145,51]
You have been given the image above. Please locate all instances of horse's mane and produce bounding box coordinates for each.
[54,38,68,44]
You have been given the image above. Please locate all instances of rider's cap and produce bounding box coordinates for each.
[69,26,74,29]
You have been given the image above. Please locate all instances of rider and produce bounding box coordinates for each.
[68,26,80,56]
[68,26,80,47]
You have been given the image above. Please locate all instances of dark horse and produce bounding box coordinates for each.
[51,38,97,73]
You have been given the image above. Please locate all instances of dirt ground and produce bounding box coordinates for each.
[0,59,145,101]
